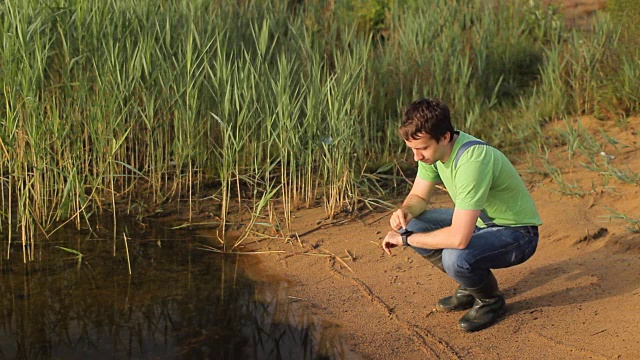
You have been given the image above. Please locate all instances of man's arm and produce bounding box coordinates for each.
[404,208,479,249]
[390,177,436,231]
[383,208,480,255]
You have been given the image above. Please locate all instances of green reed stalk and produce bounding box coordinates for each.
[566,15,620,114]
[618,56,640,113]
[536,39,568,121]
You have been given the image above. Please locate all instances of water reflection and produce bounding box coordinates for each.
[0,220,356,359]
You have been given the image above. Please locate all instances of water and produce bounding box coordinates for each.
[0,220,357,359]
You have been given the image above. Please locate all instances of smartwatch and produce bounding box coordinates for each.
[398,228,413,246]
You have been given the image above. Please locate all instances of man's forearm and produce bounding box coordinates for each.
[405,227,466,250]
[401,193,430,218]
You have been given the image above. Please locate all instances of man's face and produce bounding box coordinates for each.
[404,132,450,165]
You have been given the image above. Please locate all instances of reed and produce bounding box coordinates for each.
[1,0,639,256]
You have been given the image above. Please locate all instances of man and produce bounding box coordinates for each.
[382,98,541,332]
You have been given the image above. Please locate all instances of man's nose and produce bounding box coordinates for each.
[413,150,422,161]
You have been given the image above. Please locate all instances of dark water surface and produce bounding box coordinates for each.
[0,219,357,359]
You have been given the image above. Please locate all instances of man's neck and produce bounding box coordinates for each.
[442,132,459,163]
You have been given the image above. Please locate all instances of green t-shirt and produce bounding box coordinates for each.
[417,131,542,227]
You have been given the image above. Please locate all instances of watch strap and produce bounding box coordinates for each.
[399,229,413,246]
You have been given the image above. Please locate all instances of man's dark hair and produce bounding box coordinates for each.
[399,98,455,142]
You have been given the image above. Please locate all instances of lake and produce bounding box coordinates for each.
[0,218,357,359]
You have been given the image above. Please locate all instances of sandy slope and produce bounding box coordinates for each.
[241,116,640,359]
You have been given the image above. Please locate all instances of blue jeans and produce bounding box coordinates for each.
[405,209,538,289]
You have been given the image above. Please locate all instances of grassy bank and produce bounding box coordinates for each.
[1,0,638,257]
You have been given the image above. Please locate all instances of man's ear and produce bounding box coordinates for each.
[441,131,451,144]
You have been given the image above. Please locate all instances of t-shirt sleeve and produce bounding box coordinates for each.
[453,160,492,210]
[417,161,441,182]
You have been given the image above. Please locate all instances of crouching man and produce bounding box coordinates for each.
[382,98,541,332]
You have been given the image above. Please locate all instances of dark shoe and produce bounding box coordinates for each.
[436,286,475,312]
[421,250,445,272]
[458,273,506,332]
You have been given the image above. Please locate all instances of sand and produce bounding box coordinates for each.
[237,115,640,359]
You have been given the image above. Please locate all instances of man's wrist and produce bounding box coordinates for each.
[399,229,414,246]
[400,206,413,218]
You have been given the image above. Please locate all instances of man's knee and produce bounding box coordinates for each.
[405,212,450,233]
[405,218,424,233]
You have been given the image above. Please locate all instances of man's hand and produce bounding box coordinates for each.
[382,231,403,255]
[390,208,413,231]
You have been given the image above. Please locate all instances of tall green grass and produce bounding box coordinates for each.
[1,0,639,257]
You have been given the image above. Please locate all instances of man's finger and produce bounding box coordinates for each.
[382,242,392,255]
[399,213,408,229]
